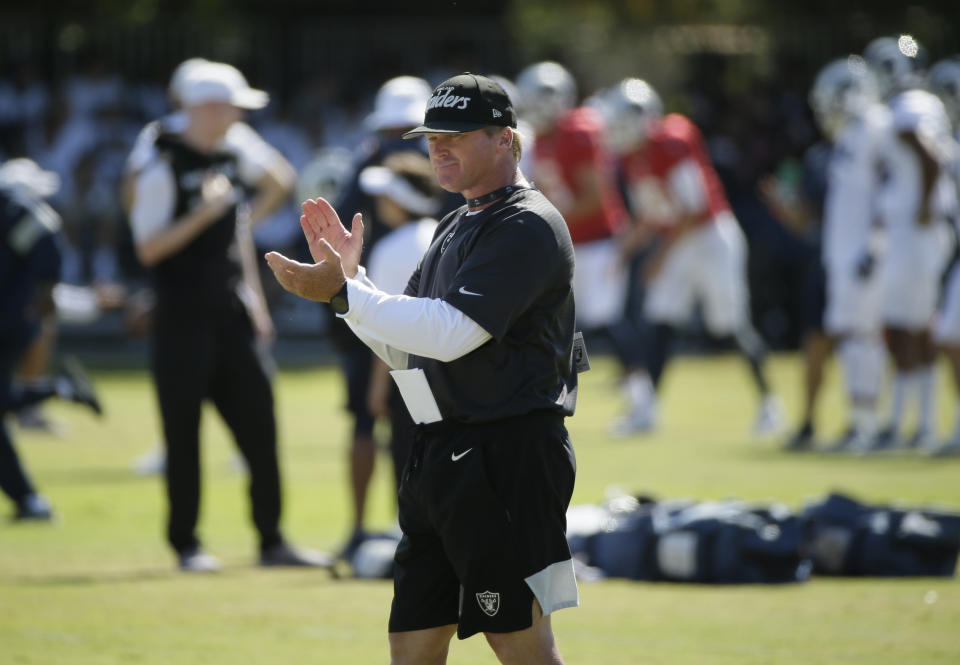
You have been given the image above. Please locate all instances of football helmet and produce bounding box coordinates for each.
[515,61,577,134]
[295,146,354,206]
[863,34,926,97]
[809,56,879,139]
[928,57,960,125]
[597,78,663,154]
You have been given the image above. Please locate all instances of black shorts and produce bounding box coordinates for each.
[388,411,578,640]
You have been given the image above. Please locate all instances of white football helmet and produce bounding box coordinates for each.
[597,78,663,154]
[515,61,577,134]
[809,56,879,139]
[863,34,925,97]
[295,146,354,206]
[928,57,960,125]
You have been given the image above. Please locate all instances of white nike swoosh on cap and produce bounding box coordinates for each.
[451,448,473,461]
[459,286,483,296]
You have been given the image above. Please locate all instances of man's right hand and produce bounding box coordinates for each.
[200,173,237,220]
[299,198,364,278]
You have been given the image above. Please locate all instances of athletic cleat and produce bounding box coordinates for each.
[856,426,902,454]
[13,493,54,522]
[904,428,936,451]
[338,529,369,562]
[753,396,785,437]
[131,444,166,476]
[259,542,334,568]
[178,548,221,573]
[869,426,900,450]
[16,405,67,436]
[822,426,858,454]
[784,423,815,452]
[609,400,658,437]
[928,439,960,457]
[59,355,103,416]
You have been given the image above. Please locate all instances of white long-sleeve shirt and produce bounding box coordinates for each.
[338,266,492,370]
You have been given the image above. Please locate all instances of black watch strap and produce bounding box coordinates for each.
[329,280,350,315]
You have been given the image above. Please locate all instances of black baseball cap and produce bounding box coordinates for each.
[402,73,518,138]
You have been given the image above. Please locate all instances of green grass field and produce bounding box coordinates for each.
[2,353,958,664]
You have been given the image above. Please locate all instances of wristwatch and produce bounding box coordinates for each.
[329,280,350,315]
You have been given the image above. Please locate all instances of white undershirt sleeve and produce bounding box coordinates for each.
[129,160,176,245]
[339,267,492,368]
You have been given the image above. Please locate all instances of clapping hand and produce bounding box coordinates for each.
[264,198,364,303]
[299,198,364,278]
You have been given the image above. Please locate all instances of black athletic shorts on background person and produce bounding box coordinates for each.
[388,411,578,640]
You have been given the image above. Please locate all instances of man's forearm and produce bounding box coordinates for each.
[340,270,491,363]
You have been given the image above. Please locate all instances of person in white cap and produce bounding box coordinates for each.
[323,74,450,563]
[124,59,295,477]
[357,151,441,550]
[127,62,327,572]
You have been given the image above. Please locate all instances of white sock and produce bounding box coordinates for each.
[888,370,916,433]
[839,336,885,432]
[916,365,936,435]
[851,403,878,439]
[624,371,654,413]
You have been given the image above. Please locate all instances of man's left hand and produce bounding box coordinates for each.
[264,240,346,303]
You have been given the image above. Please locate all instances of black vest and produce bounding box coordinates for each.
[151,133,243,310]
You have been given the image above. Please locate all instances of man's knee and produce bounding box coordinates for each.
[483,602,564,665]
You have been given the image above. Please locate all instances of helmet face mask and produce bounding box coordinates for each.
[863,35,925,97]
[599,78,663,154]
[809,57,878,139]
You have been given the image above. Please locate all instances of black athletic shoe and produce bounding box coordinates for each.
[338,529,369,562]
[784,423,815,452]
[870,425,900,451]
[823,425,857,454]
[260,542,334,568]
[59,355,103,416]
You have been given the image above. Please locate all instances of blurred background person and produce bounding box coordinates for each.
[761,136,832,450]
[927,55,960,456]
[1,157,102,521]
[863,35,956,452]
[324,74,439,561]
[599,77,784,437]
[360,150,442,532]
[124,57,297,475]
[515,61,650,435]
[805,56,892,453]
[127,61,325,571]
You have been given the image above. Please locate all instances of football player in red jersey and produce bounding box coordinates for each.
[516,62,654,434]
[600,78,783,436]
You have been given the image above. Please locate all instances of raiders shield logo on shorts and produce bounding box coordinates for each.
[476,590,500,617]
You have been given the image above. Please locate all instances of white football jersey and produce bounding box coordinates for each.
[821,102,893,270]
[878,89,956,232]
